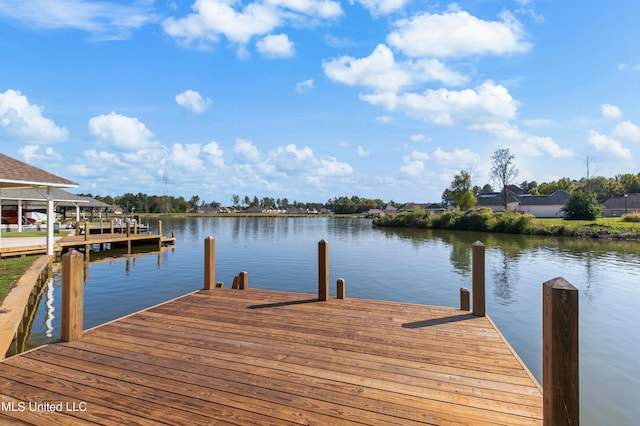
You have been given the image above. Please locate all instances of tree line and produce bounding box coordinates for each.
[79,192,395,215]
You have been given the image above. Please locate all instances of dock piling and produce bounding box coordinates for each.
[337,278,345,299]
[61,250,83,342]
[460,287,470,311]
[472,241,485,317]
[543,277,579,426]
[318,240,329,301]
[239,271,248,290]
[204,236,215,290]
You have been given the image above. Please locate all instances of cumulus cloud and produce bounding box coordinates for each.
[400,151,429,178]
[410,134,427,142]
[376,115,392,124]
[202,141,225,167]
[163,0,341,49]
[233,138,261,163]
[317,156,353,176]
[256,33,295,57]
[0,0,158,39]
[88,112,157,151]
[387,10,531,58]
[431,147,479,166]
[323,44,467,94]
[0,89,68,143]
[601,104,622,120]
[18,145,62,163]
[614,120,640,142]
[353,0,412,16]
[170,143,205,171]
[388,81,518,126]
[295,79,315,93]
[588,130,632,160]
[176,90,212,113]
[268,144,315,171]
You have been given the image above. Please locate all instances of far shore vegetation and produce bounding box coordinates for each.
[374,208,640,239]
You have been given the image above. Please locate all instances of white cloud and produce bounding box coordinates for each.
[266,0,341,18]
[233,138,261,163]
[588,130,632,160]
[317,156,353,176]
[18,145,62,163]
[357,145,370,157]
[163,0,341,49]
[202,141,225,167]
[601,104,622,120]
[482,122,573,158]
[387,10,531,58]
[400,151,430,178]
[0,0,158,39]
[323,44,467,93]
[353,0,411,16]
[614,120,640,142]
[391,81,518,126]
[170,143,204,171]
[256,33,295,57]
[295,79,315,93]
[268,143,315,171]
[175,90,212,113]
[88,112,156,151]
[432,147,479,166]
[0,89,68,143]
[410,134,426,142]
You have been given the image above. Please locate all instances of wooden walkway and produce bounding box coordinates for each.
[0,289,543,425]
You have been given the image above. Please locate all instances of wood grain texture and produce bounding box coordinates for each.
[0,288,543,425]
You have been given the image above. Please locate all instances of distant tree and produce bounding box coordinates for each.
[188,195,200,212]
[520,180,539,194]
[490,148,519,210]
[448,170,476,210]
[561,190,602,220]
[232,194,240,207]
[243,195,250,207]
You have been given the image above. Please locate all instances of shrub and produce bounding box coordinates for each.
[622,213,640,222]
[562,190,602,220]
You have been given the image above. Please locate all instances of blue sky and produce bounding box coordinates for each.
[1,0,639,205]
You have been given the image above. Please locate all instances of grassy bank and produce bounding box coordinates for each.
[0,256,38,304]
[373,208,640,239]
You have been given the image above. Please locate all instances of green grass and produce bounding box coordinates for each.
[0,256,38,304]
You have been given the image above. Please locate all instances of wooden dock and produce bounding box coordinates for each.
[0,287,543,425]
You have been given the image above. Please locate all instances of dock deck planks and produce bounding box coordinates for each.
[0,289,543,425]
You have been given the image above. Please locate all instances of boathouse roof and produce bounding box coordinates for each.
[0,152,77,189]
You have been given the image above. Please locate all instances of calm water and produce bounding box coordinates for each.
[27,216,640,425]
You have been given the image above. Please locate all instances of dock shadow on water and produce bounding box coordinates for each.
[402,313,476,328]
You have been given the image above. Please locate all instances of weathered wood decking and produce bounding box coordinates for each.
[0,289,543,425]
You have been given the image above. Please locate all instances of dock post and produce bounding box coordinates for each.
[110,221,114,234]
[204,236,215,290]
[158,220,162,237]
[543,277,579,426]
[460,288,470,311]
[61,250,83,342]
[84,222,89,241]
[318,240,329,301]
[239,271,248,290]
[133,220,138,235]
[337,278,345,299]
[472,241,485,317]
